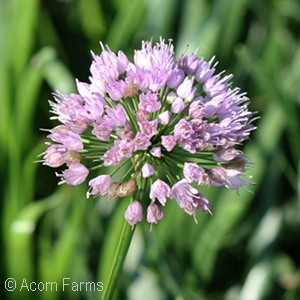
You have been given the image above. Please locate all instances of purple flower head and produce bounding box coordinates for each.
[42,38,256,227]
[124,201,143,226]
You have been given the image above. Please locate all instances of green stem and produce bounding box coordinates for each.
[121,99,139,133]
[101,219,135,300]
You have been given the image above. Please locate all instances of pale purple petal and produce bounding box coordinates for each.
[106,80,126,100]
[171,179,211,216]
[147,203,163,224]
[158,110,171,125]
[133,132,152,151]
[92,117,114,141]
[138,119,158,137]
[166,91,177,104]
[139,91,161,113]
[136,109,150,122]
[125,201,143,226]
[43,144,66,168]
[178,53,199,74]
[194,56,216,84]
[106,104,127,127]
[47,125,83,151]
[50,91,91,134]
[171,97,185,113]
[142,163,155,178]
[58,163,89,186]
[167,68,185,88]
[189,99,206,119]
[208,167,247,190]
[150,147,161,158]
[177,77,194,99]
[87,175,112,197]
[150,179,171,206]
[161,135,177,152]
[183,162,204,184]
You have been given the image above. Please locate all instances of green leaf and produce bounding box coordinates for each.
[78,0,106,40]
[6,190,64,283]
[6,0,39,81]
[106,0,146,51]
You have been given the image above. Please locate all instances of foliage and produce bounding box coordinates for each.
[1,0,299,299]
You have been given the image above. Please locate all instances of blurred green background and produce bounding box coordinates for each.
[1,0,299,299]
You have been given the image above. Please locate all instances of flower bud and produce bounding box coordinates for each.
[147,203,163,224]
[125,201,143,226]
[58,163,89,186]
[142,163,155,178]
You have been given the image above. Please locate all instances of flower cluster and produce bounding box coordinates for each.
[42,38,256,227]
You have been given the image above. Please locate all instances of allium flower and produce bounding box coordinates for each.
[150,179,171,206]
[56,163,89,186]
[42,38,256,227]
[124,201,143,226]
[147,203,163,230]
[183,162,204,184]
[87,175,112,198]
[171,179,211,219]
[142,163,155,178]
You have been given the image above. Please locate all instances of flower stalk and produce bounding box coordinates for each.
[102,216,135,300]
